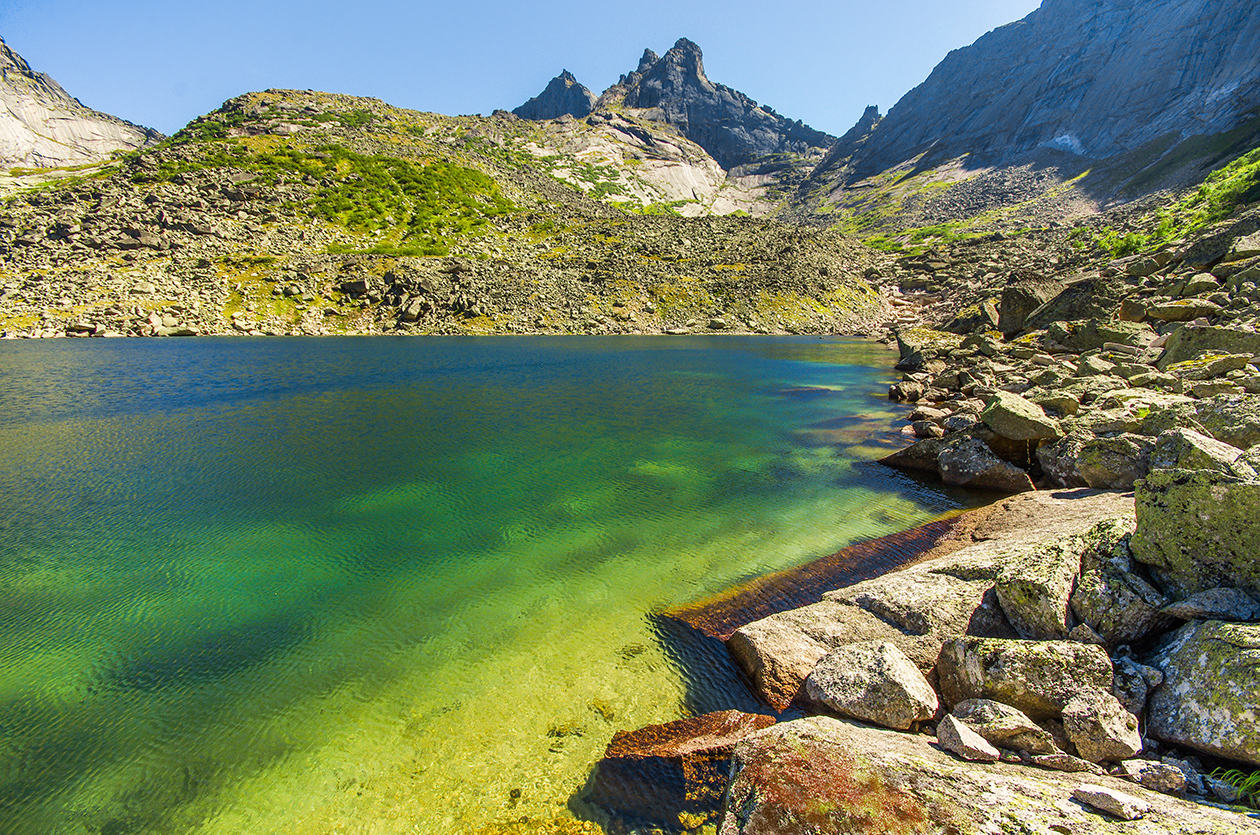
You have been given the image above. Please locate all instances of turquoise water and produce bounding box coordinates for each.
[0,336,969,835]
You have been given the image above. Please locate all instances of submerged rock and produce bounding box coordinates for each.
[587,710,775,828]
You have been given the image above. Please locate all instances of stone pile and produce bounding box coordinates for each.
[713,481,1260,832]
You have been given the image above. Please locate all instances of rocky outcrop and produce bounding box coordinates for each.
[597,39,834,169]
[936,637,1114,720]
[842,0,1260,179]
[719,717,1258,835]
[727,490,1133,710]
[0,36,159,168]
[511,70,596,120]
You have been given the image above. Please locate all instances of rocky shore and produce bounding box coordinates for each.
[577,206,1260,832]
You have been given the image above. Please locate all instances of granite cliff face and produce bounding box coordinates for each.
[843,0,1260,180]
[0,37,160,168]
[512,70,596,120]
[516,39,834,171]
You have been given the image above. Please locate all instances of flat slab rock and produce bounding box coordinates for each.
[719,716,1260,835]
[727,490,1135,710]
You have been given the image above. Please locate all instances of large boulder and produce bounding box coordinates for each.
[718,717,1257,835]
[994,517,1133,640]
[1075,434,1154,490]
[937,437,1035,493]
[1070,531,1169,646]
[1000,279,1063,336]
[1194,394,1260,450]
[587,710,775,828]
[981,391,1062,441]
[1149,428,1254,478]
[1129,469,1260,599]
[936,637,1113,720]
[1156,326,1260,370]
[804,641,939,731]
[1037,433,1154,491]
[1146,620,1260,767]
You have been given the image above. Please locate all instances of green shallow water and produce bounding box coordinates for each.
[0,336,977,835]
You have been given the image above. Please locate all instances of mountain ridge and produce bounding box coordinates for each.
[516,39,835,171]
[0,36,161,169]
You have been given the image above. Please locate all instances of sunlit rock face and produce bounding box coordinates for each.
[0,36,160,168]
[842,0,1260,177]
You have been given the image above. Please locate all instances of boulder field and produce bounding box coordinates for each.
[584,208,1260,832]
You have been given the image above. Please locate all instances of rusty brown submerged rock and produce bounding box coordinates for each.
[586,710,774,829]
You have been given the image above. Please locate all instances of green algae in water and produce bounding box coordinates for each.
[0,336,977,834]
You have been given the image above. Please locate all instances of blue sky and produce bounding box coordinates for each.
[1,0,1040,137]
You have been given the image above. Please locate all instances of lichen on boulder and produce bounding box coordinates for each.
[936,637,1113,720]
[1146,620,1260,767]
[1129,469,1260,599]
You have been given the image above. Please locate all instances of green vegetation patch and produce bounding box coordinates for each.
[134,141,516,256]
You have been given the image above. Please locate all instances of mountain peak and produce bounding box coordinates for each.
[0,35,160,168]
[512,69,597,120]
[601,39,834,169]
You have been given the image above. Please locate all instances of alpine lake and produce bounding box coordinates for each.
[0,335,981,835]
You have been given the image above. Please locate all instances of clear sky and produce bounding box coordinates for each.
[1,0,1041,137]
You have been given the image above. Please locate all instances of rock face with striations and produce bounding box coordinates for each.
[0,36,160,168]
[595,38,835,170]
[511,70,596,120]
[841,0,1260,179]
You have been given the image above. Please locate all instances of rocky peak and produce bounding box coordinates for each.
[0,35,160,168]
[598,38,835,170]
[512,69,597,120]
[812,105,882,180]
[844,0,1260,181]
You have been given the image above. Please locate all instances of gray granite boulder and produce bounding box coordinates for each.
[1146,620,1260,767]
[937,637,1113,720]
[1149,427,1255,478]
[1162,587,1260,622]
[1063,691,1142,764]
[981,390,1062,441]
[1070,530,1170,646]
[937,437,1035,493]
[1194,393,1260,450]
[718,717,1257,835]
[996,516,1132,640]
[804,641,938,731]
[951,698,1057,754]
[1156,325,1260,370]
[1130,469,1260,599]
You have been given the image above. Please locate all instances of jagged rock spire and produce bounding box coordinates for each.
[512,69,597,120]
